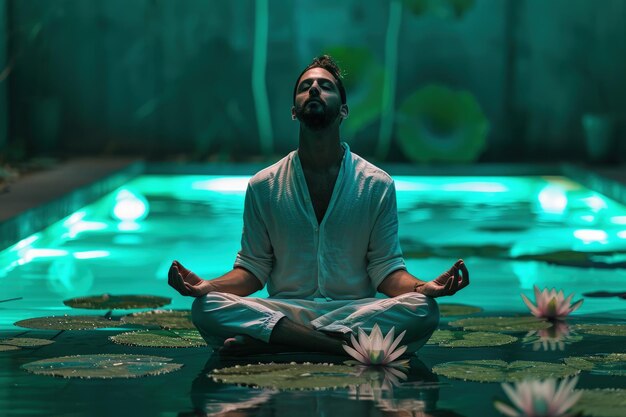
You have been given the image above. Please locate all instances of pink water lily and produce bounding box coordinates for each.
[343,324,407,365]
[521,285,584,319]
[494,377,582,417]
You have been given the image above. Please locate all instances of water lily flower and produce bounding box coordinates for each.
[343,324,407,366]
[494,377,582,417]
[521,285,583,319]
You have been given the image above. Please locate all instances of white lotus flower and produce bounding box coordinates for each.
[521,285,584,319]
[343,324,407,366]
[494,377,582,417]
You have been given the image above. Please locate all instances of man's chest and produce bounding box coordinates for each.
[302,168,339,224]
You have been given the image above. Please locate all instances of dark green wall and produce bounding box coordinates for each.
[4,0,626,162]
[0,0,7,151]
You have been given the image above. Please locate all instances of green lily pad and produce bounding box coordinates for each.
[564,354,626,376]
[572,389,626,417]
[21,354,183,379]
[572,324,626,337]
[449,316,551,332]
[432,359,579,383]
[110,330,206,348]
[0,338,55,347]
[120,310,194,330]
[0,345,21,352]
[15,315,122,330]
[426,330,517,348]
[63,294,171,310]
[210,363,369,390]
[439,304,483,317]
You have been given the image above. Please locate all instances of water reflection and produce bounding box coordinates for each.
[523,320,582,351]
[181,356,465,417]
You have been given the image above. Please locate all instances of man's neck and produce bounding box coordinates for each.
[297,126,344,172]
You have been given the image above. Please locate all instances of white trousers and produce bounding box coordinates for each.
[191,292,439,354]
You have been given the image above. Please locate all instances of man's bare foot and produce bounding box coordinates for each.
[218,335,293,356]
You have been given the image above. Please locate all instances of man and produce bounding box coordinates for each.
[168,55,469,357]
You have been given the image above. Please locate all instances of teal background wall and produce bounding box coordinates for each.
[3,0,626,162]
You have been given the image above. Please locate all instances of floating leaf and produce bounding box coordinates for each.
[110,330,206,348]
[449,316,551,332]
[0,338,55,347]
[15,315,122,330]
[120,310,194,330]
[432,359,579,383]
[63,294,171,310]
[572,389,626,417]
[426,330,517,348]
[0,345,20,352]
[439,304,483,317]
[210,362,368,390]
[572,324,626,337]
[564,354,626,376]
[21,354,183,379]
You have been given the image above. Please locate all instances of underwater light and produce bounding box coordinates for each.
[537,185,567,214]
[611,216,626,225]
[574,229,608,243]
[582,195,607,211]
[617,231,626,239]
[73,251,110,260]
[191,177,249,192]
[112,189,149,222]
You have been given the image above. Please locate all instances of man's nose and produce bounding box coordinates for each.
[309,83,320,96]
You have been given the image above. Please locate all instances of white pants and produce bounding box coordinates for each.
[191,292,439,354]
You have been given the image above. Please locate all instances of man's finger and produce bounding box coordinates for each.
[458,261,470,288]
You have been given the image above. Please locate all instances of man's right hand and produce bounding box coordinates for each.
[168,260,212,297]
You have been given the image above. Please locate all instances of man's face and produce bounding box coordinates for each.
[292,67,346,130]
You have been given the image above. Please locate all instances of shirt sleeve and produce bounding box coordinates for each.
[367,180,406,289]
[233,184,274,286]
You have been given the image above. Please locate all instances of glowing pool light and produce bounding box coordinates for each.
[537,185,568,214]
[191,177,249,192]
[582,195,608,211]
[112,189,149,222]
[73,251,110,260]
[574,229,608,244]
[611,216,626,225]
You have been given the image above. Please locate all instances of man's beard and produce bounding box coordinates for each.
[294,100,340,130]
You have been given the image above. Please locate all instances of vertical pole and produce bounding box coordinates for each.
[252,0,273,157]
[376,0,402,161]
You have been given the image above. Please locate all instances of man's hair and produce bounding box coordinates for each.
[293,55,347,105]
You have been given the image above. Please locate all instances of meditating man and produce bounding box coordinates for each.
[168,55,470,356]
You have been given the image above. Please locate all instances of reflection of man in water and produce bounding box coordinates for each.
[169,55,469,356]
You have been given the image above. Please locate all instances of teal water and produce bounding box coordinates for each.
[1,175,625,416]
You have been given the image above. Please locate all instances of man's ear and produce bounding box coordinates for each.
[340,104,349,119]
[291,106,297,120]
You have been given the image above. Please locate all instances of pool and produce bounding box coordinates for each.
[1,170,626,416]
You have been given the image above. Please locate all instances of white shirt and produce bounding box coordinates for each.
[234,143,406,300]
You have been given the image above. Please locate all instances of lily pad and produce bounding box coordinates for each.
[572,324,626,337]
[564,354,626,376]
[0,337,55,347]
[110,330,206,348]
[432,359,579,383]
[120,310,194,330]
[210,362,369,390]
[63,294,171,310]
[15,315,122,330]
[426,330,517,348]
[21,354,183,379]
[439,304,483,317]
[0,345,21,352]
[449,316,551,332]
[572,389,626,417]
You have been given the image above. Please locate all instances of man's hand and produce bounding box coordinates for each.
[168,260,212,297]
[417,259,469,298]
